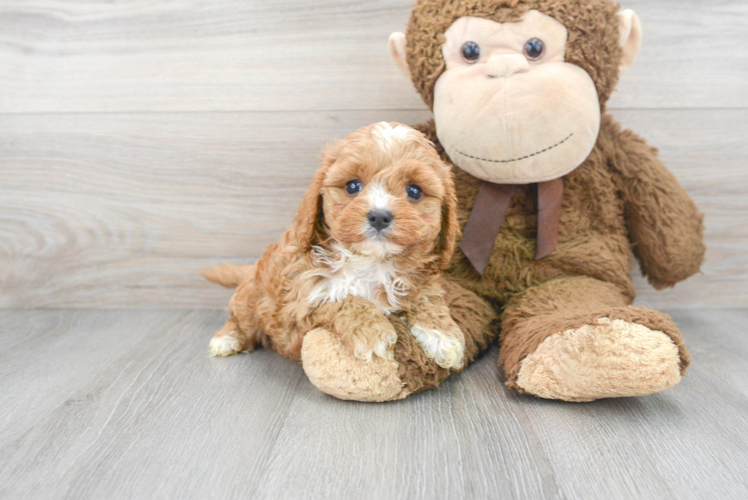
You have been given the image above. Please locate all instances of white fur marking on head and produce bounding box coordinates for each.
[307,243,408,312]
[367,182,393,211]
[373,122,416,149]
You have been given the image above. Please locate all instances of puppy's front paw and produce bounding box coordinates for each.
[341,327,398,363]
[409,324,465,369]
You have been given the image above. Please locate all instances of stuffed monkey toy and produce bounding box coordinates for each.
[300,0,705,402]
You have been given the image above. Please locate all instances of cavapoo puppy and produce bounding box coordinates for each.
[203,122,465,369]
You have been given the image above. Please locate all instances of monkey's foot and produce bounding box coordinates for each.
[516,317,683,402]
[301,328,411,402]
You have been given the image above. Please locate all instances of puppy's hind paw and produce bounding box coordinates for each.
[209,334,244,357]
[409,325,465,369]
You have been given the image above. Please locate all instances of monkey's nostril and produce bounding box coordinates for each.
[367,209,393,231]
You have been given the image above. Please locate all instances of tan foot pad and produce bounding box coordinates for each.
[516,318,682,402]
[301,328,411,402]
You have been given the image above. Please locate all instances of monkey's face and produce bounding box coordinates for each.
[432,10,601,184]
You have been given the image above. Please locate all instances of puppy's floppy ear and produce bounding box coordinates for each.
[436,168,460,270]
[293,141,338,251]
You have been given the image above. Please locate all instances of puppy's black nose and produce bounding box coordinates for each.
[367,209,393,231]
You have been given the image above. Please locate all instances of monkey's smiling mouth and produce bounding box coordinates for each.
[452,132,574,163]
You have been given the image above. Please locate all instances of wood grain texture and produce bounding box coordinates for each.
[1,109,745,309]
[1,308,747,499]
[0,0,746,113]
[0,309,306,499]
[0,309,191,447]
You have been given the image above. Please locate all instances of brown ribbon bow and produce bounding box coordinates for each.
[459,178,564,275]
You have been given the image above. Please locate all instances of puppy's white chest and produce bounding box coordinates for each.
[308,249,407,312]
[329,263,391,303]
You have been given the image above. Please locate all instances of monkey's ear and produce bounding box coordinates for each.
[617,9,642,74]
[388,32,412,80]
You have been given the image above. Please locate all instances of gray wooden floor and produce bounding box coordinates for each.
[0,309,746,499]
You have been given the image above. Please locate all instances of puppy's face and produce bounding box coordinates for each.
[310,123,456,264]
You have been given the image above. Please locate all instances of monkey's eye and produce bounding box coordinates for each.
[523,38,545,60]
[345,179,362,195]
[406,184,423,201]
[460,41,481,64]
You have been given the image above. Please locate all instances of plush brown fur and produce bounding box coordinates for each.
[205,123,469,372]
[381,0,706,399]
[405,0,623,110]
[393,276,500,394]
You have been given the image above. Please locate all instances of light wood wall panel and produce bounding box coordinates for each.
[0,0,745,113]
[0,0,745,308]
[1,109,745,309]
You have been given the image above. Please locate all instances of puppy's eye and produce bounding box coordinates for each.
[461,41,481,63]
[345,179,362,195]
[406,184,423,201]
[523,38,545,60]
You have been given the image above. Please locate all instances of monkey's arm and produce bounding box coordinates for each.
[607,121,705,289]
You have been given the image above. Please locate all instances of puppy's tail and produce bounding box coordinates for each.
[201,263,254,289]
